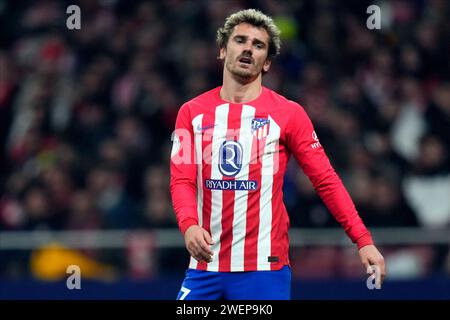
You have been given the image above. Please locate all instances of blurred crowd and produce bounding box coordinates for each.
[0,0,449,279]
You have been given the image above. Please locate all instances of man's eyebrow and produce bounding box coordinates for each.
[233,34,267,45]
[253,38,267,45]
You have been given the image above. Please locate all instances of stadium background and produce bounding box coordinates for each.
[0,0,449,299]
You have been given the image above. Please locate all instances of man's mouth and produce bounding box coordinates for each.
[238,57,252,65]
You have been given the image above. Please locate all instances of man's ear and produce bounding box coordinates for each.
[263,59,272,73]
[219,47,226,60]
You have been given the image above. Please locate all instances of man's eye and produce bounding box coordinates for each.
[236,38,244,43]
[255,43,264,49]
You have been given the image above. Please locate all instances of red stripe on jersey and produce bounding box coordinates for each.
[218,104,242,272]
[270,142,283,271]
[243,135,266,271]
[198,115,214,271]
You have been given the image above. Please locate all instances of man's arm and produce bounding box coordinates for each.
[170,104,198,233]
[170,104,213,263]
[286,104,385,285]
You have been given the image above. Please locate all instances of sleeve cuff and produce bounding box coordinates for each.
[355,232,374,249]
[179,218,198,235]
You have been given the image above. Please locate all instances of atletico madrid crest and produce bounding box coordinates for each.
[251,118,270,140]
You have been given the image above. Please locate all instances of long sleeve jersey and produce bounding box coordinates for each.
[170,86,373,272]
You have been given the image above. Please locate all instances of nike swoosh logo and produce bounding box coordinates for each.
[196,124,216,131]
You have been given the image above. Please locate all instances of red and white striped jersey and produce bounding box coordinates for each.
[170,86,373,272]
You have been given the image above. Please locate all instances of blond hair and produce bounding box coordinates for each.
[216,9,281,60]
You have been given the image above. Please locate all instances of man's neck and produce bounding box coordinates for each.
[220,73,262,103]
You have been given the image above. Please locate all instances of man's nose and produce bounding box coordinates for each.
[242,48,252,56]
[243,41,253,54]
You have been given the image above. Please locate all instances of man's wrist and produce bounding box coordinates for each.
[179,218,199,235]
[356,232,374,249]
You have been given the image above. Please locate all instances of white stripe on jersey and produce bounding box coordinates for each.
[257,115,280,270]
[189,114,204,269]
[207,103,229,271]
[230,105,256,271]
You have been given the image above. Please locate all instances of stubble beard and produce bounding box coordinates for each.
[226,59,258,84]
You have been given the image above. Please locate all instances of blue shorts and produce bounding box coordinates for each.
[176,266,291,300]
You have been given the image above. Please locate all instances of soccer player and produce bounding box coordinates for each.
[170,9,385,300]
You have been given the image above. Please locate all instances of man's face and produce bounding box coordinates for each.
[220,23,271,82]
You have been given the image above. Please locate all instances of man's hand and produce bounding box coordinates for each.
[184,225,214,263]
[359,244,386,288]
